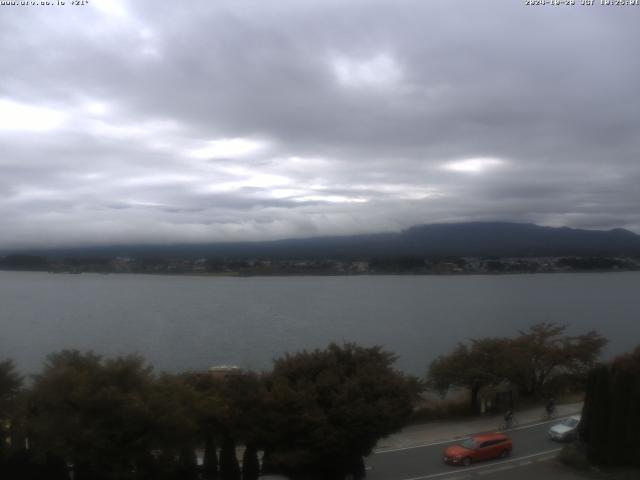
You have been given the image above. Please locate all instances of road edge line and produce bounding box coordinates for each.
[375,412,580,453]
[399,448,562,480]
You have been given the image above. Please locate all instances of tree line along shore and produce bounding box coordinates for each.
[2,253,640,276]
[0,323,638,480]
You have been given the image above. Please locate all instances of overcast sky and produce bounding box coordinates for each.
[1,0,639,248]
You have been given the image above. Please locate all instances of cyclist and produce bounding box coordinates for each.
[545,397,557,418]
[503,408,514,429]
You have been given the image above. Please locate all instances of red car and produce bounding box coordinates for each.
[443,433,512,466]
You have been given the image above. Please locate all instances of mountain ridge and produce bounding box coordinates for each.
[4,222,640,259]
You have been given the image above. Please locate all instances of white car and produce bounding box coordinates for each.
[548,414,581,441]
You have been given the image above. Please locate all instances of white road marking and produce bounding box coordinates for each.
[376,438,473,454]
[375,414,577,454]
[502,417,574,433]
[477,464,516,475]
[536,455,557,462]
[398,448,562,480]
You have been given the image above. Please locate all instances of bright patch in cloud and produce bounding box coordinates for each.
[203,168,292,193]
[92,0,129,18]
[442,157,506,174]
[332,53,403,90]
[0,100,65,132]
[137,28,162,58]
[119,174,199,187]
[190,138,267,159]
[84,101,109,116]
[269,188,307,199]
[295,195,368,204]
[89,118,179,140]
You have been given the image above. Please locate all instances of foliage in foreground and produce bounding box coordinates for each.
[579,345,640,467]
[426,323,607,412]
[263,344,420,478]
[0,344,417,480]
[558,443,590,470]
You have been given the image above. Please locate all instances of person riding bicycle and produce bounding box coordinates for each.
[546,397,557,417]
[504,408,514,428]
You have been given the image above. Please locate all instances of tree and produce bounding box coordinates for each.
[180,371,228,480]
[427,323,607,410]
[147,374,202,480]
[0,359,21,429]
[219,436,241,480]
[0,359,23,475]
[506,323,607,398]
[27,350,197,480]
[241,444,260,480]
[427,338,511,413]
[216,374,266,480]
[579,345,640,467]
[201,432,218,480]
[262,343,418,480]
[0,255,48,271]
[183,370,269,480]
[0,359,21,398]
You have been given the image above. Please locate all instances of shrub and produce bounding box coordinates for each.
[559,444,589,470]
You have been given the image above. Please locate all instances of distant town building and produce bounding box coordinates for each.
[208,365,244,380]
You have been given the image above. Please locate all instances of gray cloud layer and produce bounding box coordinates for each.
[1,0,639,248]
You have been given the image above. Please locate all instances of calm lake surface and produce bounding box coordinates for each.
[1,271,639,375]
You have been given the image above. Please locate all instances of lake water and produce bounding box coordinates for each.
[1,271,638,376]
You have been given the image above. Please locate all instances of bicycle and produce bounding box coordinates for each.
[500,415,519,430]
[542,407,558,421]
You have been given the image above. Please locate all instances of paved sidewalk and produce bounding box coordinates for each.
[375,402,583,451]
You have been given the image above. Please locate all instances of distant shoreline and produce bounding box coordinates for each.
[1,267,639,278]
[2,252,639,278]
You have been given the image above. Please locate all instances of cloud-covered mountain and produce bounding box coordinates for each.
[2,2,640,247]
[10,222,640,260]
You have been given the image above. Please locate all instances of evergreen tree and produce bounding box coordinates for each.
[219,437,241,480]
[260,450,277,476]
[0,359,22,468]
[350,456,366,480]
[241,444,260,480]
[580,346,640,467]
[202,432,218,480]
[178,447,199,480]
[580,365,611,464]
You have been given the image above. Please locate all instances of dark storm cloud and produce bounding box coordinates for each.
[1,0,639,248]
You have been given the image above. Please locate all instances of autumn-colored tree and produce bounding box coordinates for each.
[428,323,607,411]
[506,323,607,398]
[427,338,511,413]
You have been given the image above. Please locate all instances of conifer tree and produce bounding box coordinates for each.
[202,432,218,480]
[219,436,241,480]
[241,444,260,480]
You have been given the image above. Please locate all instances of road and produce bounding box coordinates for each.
[366,418,569,480]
